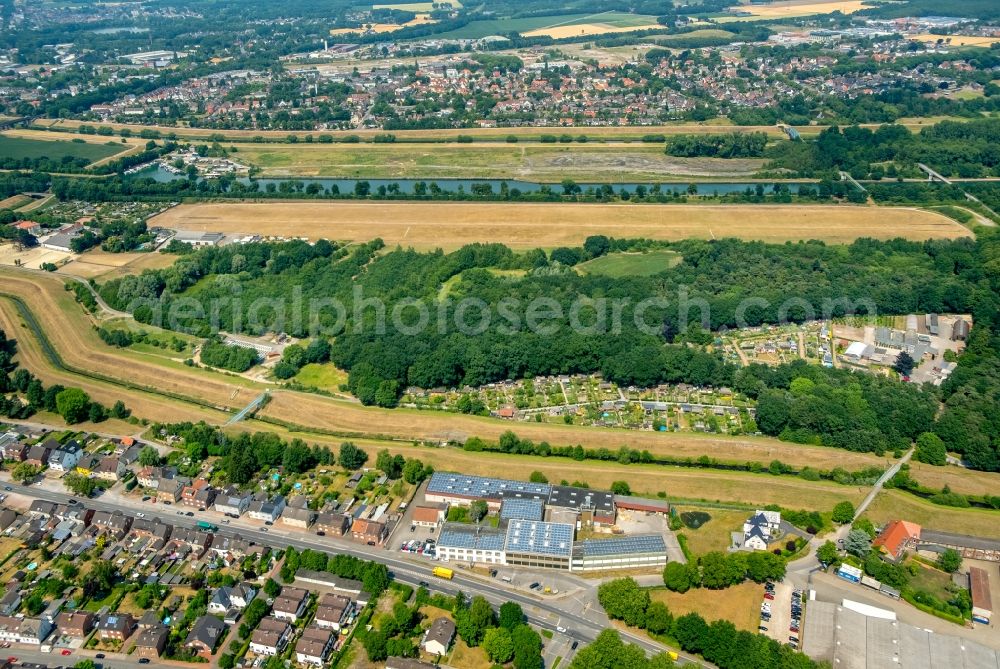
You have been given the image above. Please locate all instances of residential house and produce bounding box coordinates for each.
[95,456,126,482]
[135,624,169,659]
[97,613,136,641]
[91,510,132,539]
[181,479,215,508]
[0,616,52,644]
[0,433,26,461]
[120,443,143,465]
[249,617,292,656]
[157,478,183,503]
[280,505,315,529]
[208,534,253,562]
[740,510,781,552]
[137,465,177,489]
[169,527,212,556]
[75,453,102,477]
[47,440,82,472]
[55,611,95,638]
[314,593,352,631]
[314,512,351,536]
[0,590,21,616]
[873,520,922,561]
[186,615,227,659]
[27,500,57,518]
[138,611,161,630]
[130,518,172,547]
[0,509,18,532]
[295,625,335,666]
[248,493,285,522]
[214,487,252,517]
[208,583,257,620]
[351,518,387,545]
[272,587,310,622]
[421,617,455,656]
[411,503,446,528]
[24,442,52,467]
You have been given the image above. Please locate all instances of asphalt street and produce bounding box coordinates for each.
[5,483,705,666]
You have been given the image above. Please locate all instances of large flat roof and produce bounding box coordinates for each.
[500,497,544,522]
[427,472,551,500]
[437,523,505,552]
[575,534,666,558]
[504,520,573,558]
[547,485,614,515]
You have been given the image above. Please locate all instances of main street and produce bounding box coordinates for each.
[5,483,703,666]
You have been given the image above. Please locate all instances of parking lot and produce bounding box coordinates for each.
[760,580,801,648]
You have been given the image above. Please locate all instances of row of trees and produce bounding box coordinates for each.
[662,551,786,593]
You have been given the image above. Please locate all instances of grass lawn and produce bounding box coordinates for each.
[907,562,956,601]
[0,134,125,164]
[446,639,492,669]
[576,250,682,277]
[673,506,749,555]
[293,363,348,390]
[649,582,760,631]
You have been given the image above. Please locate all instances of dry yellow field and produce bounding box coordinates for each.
[35,118,795,141]
[148,202,969,250]
[524,22,662,38]
[907,34,999,48]
[0,195,32,210]
[330,15,436,35]
[862,491,1000,539]
[651,583,761,631]
[57,249,179,280]
[722,0,869,21]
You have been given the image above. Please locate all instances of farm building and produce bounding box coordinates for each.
[614,495,671,515]
[873,520,921,561]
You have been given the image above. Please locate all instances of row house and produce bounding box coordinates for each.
[186,615,227,659]
[249,617,293,656]
[295,625,335,666]
[55,611,95,638]
[97,612,136,641]
[91,510,132,539]
[169,527,213,556]
[135,624,169,659]
[209,582,257,622]
[272,587,310,622]
[214,486,252,516]
[350,518,387,545]
[315,512,352,536]
[47,440,82,472]
[136,465,178,488]
[0,432,26,461]
[208,534,254,563]
[248,493,285,522]
[314,593,352,631]
[0,616,52,644]
[181,479,216,508]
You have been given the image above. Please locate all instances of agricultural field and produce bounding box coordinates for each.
[148,202,970,251]
[57,249,180,280]
[717,0,870,22]
[0,131,128,164]
[0,194,32,210]
[650,582,761,631]
[906,34,999,48]
[576,250,683,277]
[520,12,664,39]
[434,13,659,40]
[372,0,461,9]
[330,14,437,35]
[230,141,767,181]
[862,491,1000,540]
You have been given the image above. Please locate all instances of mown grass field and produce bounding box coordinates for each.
[293,363,348,390]
[0,133,127,164]
[576,250,683,277]
[650,583,761,631]
[149,202,971,251]
[672,505,751,554]
[0,194,32,210]
[231,141,766,181]
[434,12,661,39]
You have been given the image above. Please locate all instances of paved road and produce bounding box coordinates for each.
[786,448,912,588]
[5,484,704,665]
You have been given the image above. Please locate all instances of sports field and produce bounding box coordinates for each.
[0,133,127,165]
[232,142,767,181]
[149,202,970,250]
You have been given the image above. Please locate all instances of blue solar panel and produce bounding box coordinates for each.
[500,498,544,522]
[427,472,550,499]
[504,520,574,558]
[437,523,506,551]
[577,534,666,557]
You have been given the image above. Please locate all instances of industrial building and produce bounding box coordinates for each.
[435,524,506,565]
[504,520,575,570]
[571,535,668,572]
[969,567,993,625]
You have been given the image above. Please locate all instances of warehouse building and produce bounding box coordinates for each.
[500,497,544,523]
[546,485,616,526]
[425,473,550,509]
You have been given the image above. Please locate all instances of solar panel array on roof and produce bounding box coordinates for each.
[577,534,667,557]
[427,472,551,499]
[500,498,544,522]
[504,520,574,557]
[437,523,506,551]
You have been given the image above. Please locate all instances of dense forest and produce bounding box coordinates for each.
[94,232,1000,469]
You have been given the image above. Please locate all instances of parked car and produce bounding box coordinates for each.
[95,654,105,659]
[316,531,325,536]
[758,626,768,632]
[139,659,151,664]
[529,582,541,590]
[410,525,416,532]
